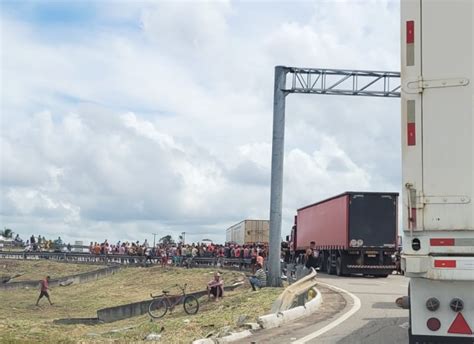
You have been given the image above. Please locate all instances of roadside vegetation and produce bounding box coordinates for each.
[0,263,281,343]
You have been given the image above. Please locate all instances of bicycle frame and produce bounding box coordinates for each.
[150,283,188,310]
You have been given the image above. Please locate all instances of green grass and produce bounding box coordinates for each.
[0,260,104,282]
[0,264,282,343]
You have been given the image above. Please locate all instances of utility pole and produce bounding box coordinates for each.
[181,232,186,245]
[152,233,158,248]
[268,66,287,287]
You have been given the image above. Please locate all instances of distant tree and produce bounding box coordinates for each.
[0,228,13,238]
[159,235,174,245]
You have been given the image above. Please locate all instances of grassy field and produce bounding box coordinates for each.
[0,260,104,281]
[0,264,282,344]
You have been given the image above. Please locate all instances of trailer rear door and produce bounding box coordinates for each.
[348,193,398,247]
[402,0,474,232]
[420,1,474,231]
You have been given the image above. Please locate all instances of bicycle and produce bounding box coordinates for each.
[148,283,199,319]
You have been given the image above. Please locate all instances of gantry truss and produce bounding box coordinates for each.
[284,67,401,98]
[266,65,401,286]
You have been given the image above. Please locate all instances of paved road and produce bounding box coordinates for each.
[238,273,410,344]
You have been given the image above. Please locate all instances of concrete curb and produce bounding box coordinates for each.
[192,287,323,344]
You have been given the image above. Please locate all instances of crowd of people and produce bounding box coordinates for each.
[88,240,269,267]
[22,235,67,252]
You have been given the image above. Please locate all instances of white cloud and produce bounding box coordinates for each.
[0,1,401,243]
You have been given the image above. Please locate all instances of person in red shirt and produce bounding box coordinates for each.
[36,276,53,306]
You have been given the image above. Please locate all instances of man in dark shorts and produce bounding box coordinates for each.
[207,272,224,301]
[36,276,53,306]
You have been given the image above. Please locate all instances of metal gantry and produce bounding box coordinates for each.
[286,67,401,97]
[267,66,401,287]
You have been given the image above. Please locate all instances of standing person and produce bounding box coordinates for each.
[305,241,320,271]
[249,263,266,291]
[250,248,257,273]
[36,276,53,306]
[256,253,264,268]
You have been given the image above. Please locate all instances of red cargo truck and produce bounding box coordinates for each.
[291,191,398,277]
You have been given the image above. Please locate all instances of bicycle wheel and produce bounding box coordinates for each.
[148,299,168,319]
[183,295,199,315]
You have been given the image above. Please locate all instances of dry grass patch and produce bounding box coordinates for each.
[0,264,282,343]
[0,259,103,281]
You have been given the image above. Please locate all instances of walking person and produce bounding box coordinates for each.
[36,276,53,306]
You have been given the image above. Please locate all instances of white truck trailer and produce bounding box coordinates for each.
[225,220,269,245]
[401,1,474,343]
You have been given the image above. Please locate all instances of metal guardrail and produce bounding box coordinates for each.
[0,251,255,269]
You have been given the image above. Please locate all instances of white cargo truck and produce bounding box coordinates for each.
[401,1,474,343]
[225,220,269,245]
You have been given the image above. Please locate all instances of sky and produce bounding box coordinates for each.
[0,0,401,244]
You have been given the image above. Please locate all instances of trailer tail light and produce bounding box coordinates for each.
[406,20,414,43]
[450,298,464,312]
[430,238,455,246]
[426,298,440,312]
[448,313,473,335]
[411,238,421,251]
[434,260,456,268]
[406,21,415,66]
[427,317,441,331]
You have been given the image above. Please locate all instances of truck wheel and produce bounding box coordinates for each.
[336,257,343,276]
[319,253,326,272]
[327,257,334,275]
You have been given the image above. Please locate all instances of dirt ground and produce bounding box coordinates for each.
[0,263,282,343]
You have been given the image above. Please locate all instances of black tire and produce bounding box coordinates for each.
[319,253,326,272]
[327,257,334,275]
[148,299,168,319]
[183,295,199,315]
[336,257,343,276]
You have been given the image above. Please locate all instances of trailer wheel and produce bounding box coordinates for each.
[326,257,334,275]
[319,253,326,272]
[336,257,343,276]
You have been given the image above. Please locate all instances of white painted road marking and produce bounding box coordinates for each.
[291,282,362,344]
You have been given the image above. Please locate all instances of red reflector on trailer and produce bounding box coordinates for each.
[448,313,473,335]
[434,260,456,268]
[430,238,455,246]
[407,123,416,146]
[406,21,414,43]
[410,208,417,227]
[427,317,441,331]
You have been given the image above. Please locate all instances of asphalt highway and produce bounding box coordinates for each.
[238,273,410,344]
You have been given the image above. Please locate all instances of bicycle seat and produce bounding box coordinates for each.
[162,290,169,294]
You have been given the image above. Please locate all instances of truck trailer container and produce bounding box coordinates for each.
[226,220,269,245]
[401,1,474,343]
[292,191,398,276]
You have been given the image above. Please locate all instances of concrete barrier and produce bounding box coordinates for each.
[0,265,121,290]
[217,330,252,343]
[96,283,244,323]
[257,286,323,330]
